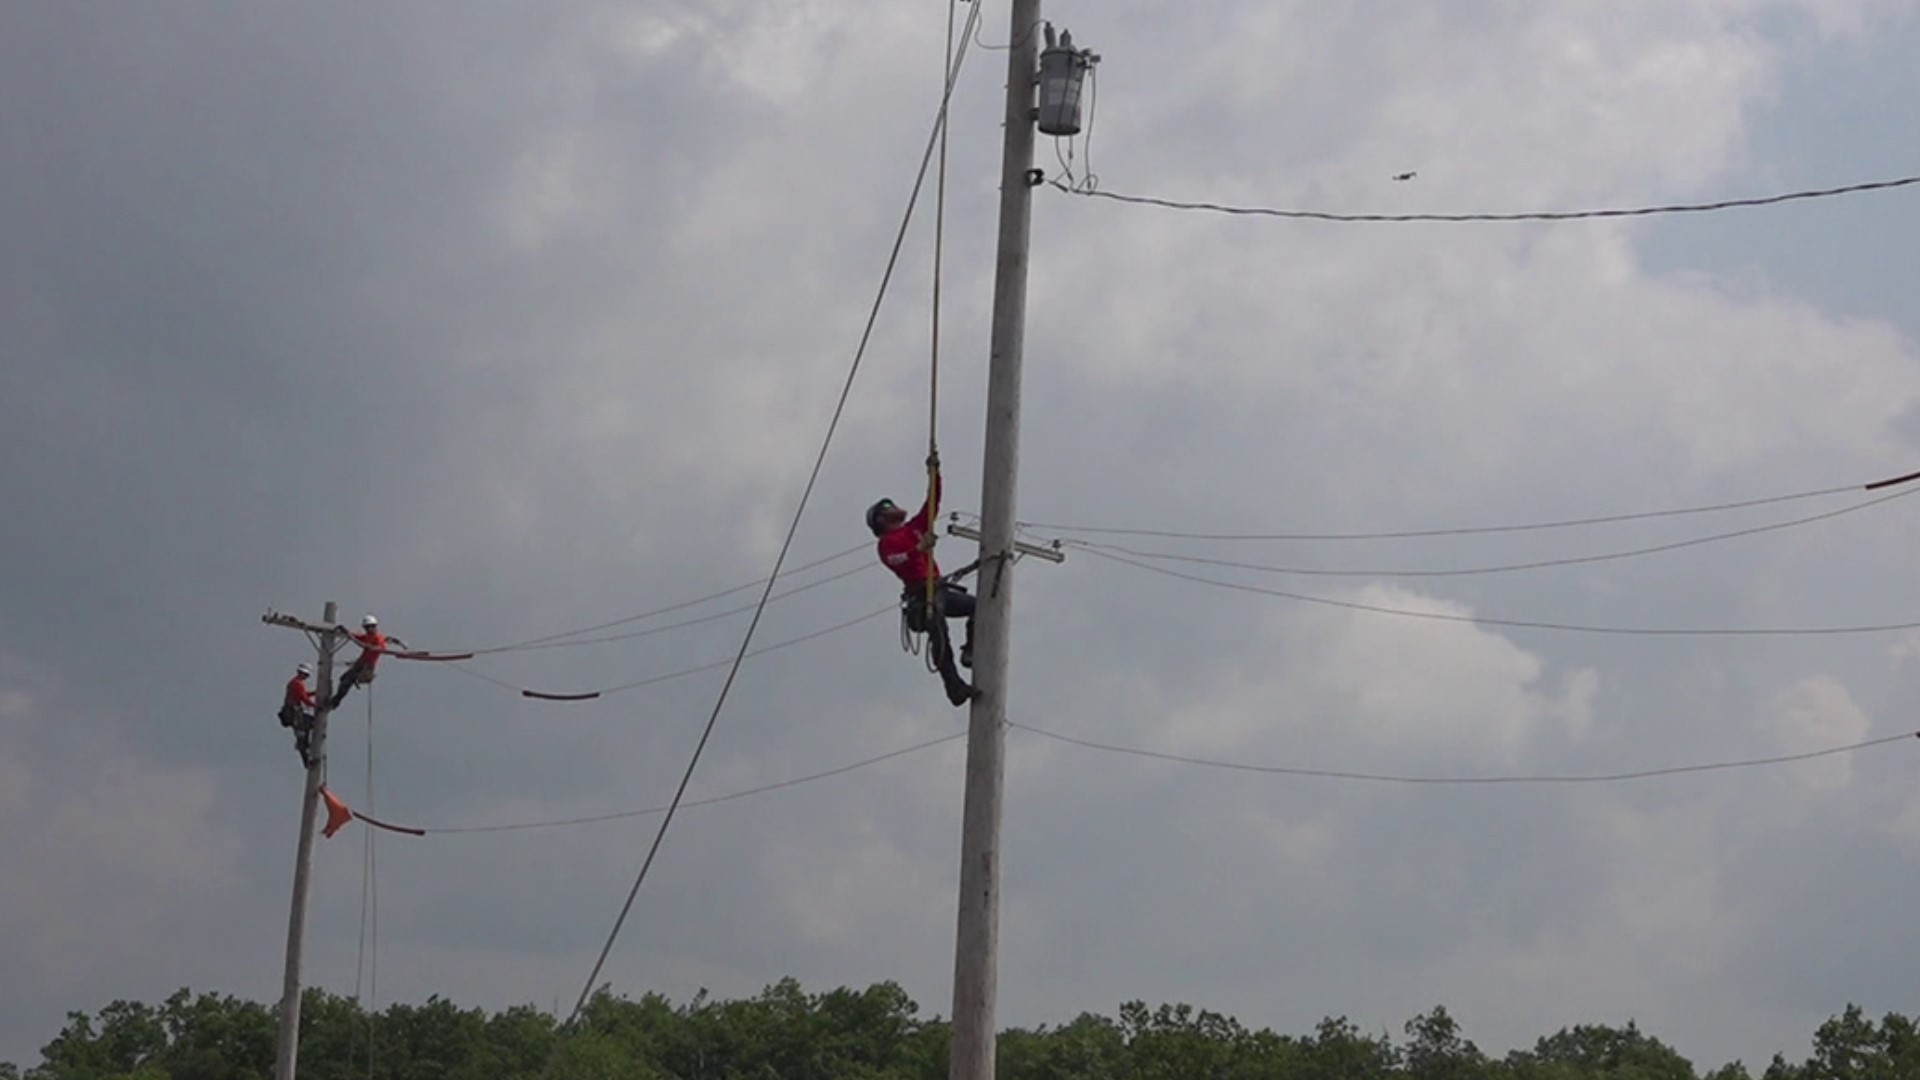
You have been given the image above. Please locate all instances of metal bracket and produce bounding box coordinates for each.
[945,519,1066,563]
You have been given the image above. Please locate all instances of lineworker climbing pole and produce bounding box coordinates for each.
[876,50,976,708]
[329,614,407,710]
[278,662,317,766]
[869,451,979,707]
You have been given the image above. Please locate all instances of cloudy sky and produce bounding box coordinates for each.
[6,0,1920,1071]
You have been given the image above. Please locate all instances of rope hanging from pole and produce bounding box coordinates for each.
[925,0,958,623]
[364,687,379,1080]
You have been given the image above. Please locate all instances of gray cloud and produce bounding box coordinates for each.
[7,0,1920,1071]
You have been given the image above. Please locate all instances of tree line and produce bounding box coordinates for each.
[7,978,1915,1079]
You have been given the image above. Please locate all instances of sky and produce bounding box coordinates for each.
[5,0,1920,1072]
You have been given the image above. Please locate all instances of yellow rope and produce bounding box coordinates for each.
[926,0,957,618]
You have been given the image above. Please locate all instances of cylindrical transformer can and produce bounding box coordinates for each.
[1037,45,1085,136]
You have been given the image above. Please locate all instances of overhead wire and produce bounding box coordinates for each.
[354,713,1919,839]
[1011,720,1919,785]
[1015,467,1920,542]
[418,732,967,835]
[552,0,987,1041]
[972,9,1042,52]
[1080,63,1099,191]
[308,707,1918,838]
[479,545,869,653]
[316,708,1918,839]
[1055,484,1920,580]
[1050,60,1099,194]
[383,545,870,660]
[443,606,895,703]
[1064,173,1920,224]
[504,563,872,653]
[1078,545,1920,637]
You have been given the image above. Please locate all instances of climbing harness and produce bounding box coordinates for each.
[898,561,980,671]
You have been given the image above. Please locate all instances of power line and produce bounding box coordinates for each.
[1063,173,1920,224]
[445,606,895,702]
[424,732,966,835]
[1055,485,1920,580]
[1078,545,1920,637]
[555,0,986,1038]
[339,711,1915,834]
[1011,720,1918,785]
[445,545,870,657]
[507,563,871,653]
[1015,467,1920,542]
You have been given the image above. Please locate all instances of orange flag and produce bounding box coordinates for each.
[320,786,354,838]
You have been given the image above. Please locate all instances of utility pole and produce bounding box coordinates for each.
[949,7,1097,1076]
[262,602,343,1080]
[948,3,1041,1078]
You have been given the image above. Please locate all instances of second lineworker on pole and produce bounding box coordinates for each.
[868,451,979,707]
[329,614,407,710]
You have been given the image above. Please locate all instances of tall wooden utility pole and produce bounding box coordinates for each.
[262,602,343,1080]
[949,3,1041,1077]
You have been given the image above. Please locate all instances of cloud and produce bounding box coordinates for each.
[8,0,1920,1071]
[0,661,250,1059]
[1767,674,1872,793]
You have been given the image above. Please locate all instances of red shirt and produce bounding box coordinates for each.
[876,476,940,586]
[285,676,316,710]
[350,629,390,670]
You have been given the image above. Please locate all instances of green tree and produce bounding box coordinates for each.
[1764,1006,1920,1080]
[1507,1022,1694,1080]
[31,1004,162,1080]
[998,1012,1127,1080]
[1298,1016,1396,1080]
[151,989,274,1080]
[1402,1007,1486,1080]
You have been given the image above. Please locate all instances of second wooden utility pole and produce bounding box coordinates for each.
[949,2,1041,1078]
[264,602,343,1080]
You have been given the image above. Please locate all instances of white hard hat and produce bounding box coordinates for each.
[361,614,379,628]
[297,663,313,677]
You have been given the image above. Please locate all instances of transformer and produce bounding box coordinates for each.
[1037,25,1098,137]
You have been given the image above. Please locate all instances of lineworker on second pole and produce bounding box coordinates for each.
[868,452,979,707]
[329,614,407,710]
[279,662,318,766]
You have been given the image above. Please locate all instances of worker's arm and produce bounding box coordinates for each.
[910,452,942,530]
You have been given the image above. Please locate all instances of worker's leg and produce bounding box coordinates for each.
[329,661,365,710]
[924,607,975,706]
[939,585,977,668]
